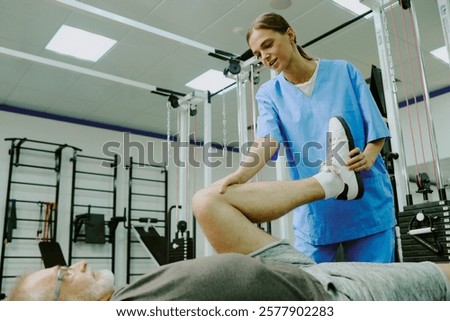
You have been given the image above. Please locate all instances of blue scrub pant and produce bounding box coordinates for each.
[295,227,396,263]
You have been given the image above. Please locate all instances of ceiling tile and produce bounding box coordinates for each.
[0,0,447,145]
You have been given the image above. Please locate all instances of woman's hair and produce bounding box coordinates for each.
[246,12,312,61]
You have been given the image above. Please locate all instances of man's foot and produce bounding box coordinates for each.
[321,116,364,200]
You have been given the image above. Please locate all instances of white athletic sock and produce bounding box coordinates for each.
[314,170,344,199]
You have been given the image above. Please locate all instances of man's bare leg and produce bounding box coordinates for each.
[193,116,363,255]
[192,177,324,254]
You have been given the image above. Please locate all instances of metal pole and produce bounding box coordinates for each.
[410,1,446,200]
[203,93,215,256]
[249,64,258,140]
[178,103,189,223]
[203,95,213,189]
[363,0,412,209]
[236,73,249,161]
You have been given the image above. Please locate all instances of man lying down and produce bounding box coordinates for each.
[6,117,450,301]
[5,241,450,301]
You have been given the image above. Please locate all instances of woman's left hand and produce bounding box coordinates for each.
[347,147,376,172]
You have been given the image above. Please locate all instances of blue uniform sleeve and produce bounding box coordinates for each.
[255,85,283,157]
[348,63,390,143]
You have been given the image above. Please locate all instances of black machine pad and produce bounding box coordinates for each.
[38,241,67,268]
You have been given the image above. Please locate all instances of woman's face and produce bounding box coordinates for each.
[24,260,115,300]
[248,27,296,72]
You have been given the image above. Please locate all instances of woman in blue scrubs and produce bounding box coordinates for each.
[199,12,396,263]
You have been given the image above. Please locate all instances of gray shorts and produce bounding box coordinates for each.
[250,240,450,301]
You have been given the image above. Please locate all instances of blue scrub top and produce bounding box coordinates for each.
[255,59,396,245]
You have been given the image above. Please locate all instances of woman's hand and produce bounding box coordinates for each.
[347,139,385,172]
[214,173,244,194]
[347,147,376,172]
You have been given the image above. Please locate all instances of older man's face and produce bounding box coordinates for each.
[24,260,115,300]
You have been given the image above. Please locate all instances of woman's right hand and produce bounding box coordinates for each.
[215,173,243,194]
[213,137,277,194]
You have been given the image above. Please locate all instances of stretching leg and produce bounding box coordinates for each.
[192,177,325,254]
[193,116,363,255]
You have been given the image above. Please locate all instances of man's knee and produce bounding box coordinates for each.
[192,187,220,220]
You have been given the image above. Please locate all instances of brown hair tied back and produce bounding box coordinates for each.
[246,12,313,61]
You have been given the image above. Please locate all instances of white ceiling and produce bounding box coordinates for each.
[0,0,448,150]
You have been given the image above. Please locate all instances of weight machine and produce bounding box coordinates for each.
[363,0,449,262]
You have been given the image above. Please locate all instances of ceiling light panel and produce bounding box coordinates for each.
[46,25,117,62]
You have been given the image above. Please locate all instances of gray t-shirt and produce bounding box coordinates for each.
[111,253,331,301]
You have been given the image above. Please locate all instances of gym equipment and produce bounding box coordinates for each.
[223,58,241,76]
[38,241,67,268]
[41,202,56,242]
[130,206,195,266]
[364,0,449,263]
[169,220,194,263]
[74,213,106,244]
[73,213,90,242]
[5,200,16,243]
[398,200,450,262]
[134,217,167,265]
[69,152,121,273]
[415,172,433,201]
[108,216,126,244]
[132,225,166,266]
[365,0,447,222]
[0,138,80,294]
[125,157,169,282]
[165,93,207,257]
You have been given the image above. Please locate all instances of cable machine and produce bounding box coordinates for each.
[363,0,449,262]
[165,91,210,260]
